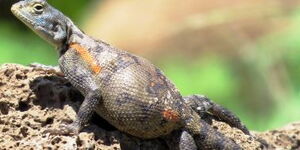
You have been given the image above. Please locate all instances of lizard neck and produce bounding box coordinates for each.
[57,19,86,56]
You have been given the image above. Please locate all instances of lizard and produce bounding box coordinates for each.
[11,0,251,149]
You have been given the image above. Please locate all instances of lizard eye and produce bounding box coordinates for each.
[33,4,44,13]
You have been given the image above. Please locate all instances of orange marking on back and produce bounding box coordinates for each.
[162,109,180,122]
[70,43,101,74]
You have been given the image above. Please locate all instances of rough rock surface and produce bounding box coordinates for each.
[0,64,299,150]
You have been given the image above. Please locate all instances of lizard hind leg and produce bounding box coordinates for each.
[178,131,197,150]
[163,130,197,150]
[183,94,250,135]
[183,114,242,150]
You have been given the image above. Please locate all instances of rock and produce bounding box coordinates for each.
[255,122,300,149]
[0,64,298,149]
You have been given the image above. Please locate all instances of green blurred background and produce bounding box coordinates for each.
[1,0,300,131]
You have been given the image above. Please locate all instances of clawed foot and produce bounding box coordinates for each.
[30,63,64,77]
[44,123,80,136]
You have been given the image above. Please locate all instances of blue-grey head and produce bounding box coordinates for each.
[11,0,71,47]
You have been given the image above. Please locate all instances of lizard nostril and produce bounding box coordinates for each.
[11,4,22,13]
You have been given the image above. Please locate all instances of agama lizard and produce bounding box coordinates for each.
[11,0,250,149]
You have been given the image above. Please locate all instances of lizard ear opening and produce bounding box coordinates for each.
[53,24,66,41]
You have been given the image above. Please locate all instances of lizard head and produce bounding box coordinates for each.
[11,0,69,47]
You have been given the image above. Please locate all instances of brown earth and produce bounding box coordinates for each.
[0,64,299,150]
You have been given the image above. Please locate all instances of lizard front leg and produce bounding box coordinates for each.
[47,89,101,135]
[183,94,250,135]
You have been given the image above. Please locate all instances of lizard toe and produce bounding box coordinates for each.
[30,63,64,77]
[43,123,80,135]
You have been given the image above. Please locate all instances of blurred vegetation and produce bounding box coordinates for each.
[1,0,300,131]
[0,0,94,64]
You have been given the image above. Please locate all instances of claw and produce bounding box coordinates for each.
[43,123,80,135]
[30,63,64,77]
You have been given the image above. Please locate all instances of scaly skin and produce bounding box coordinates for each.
[11,0,250,149]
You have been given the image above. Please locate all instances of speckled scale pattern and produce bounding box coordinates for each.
[59,48,98,95]
[95,53,187,138]
[58,36,240,148]
[11,0,251,149]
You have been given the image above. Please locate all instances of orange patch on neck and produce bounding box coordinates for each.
[162,109,180,122]
[69,43,101,74]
